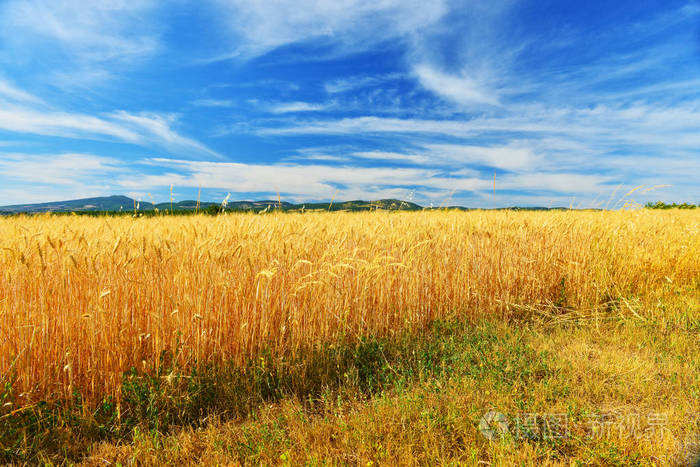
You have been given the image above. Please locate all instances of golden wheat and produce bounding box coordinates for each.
[0,210,698,407]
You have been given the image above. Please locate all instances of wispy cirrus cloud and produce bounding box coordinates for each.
[0,152,128,205]
[0,104,220,159]
[191,99,235,108]
[0,0,161,64]
[268,101,332,113]
[307,144,537,172]
[0,106,142,142]
[113,157,616,206]
[420,144,537,171]
[0,71,220,158]
[324,74,405,94]
[211,0,448,58]
[0,77,44,105]
[110,111,222,158]
[413,65,500,107]
[0,153,121,186]
[0,0,164,95]
[120,158,445,199]
[260,102,700,149]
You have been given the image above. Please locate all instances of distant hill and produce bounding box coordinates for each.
[300,199,422,212]
[0,195,136,213]
[0,195,587,215]
[0,196,423,214]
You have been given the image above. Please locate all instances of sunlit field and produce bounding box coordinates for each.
[1,210,699,464]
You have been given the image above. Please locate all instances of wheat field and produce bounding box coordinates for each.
[1,209,697,413]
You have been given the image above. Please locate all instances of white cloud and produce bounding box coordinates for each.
[352,151,432,165]
[0,152,649,208]
[0,106,142,142]
[288,143,539,172]
[0,153,121,186]
[110,111,222,158]
[414,65,499,106]
[0,78,44,105]
[350,145,537,171]
[113,158,615,206]
[191,99,235,108]
[286,153,351,162]
[0,153,127,205]
[423,144,538,170]
[0,187,110,206]
[0,0,162,91]
[260,102,700,150]
[0,0,160,63]
[269,102,331,114]
[325,74,405,94]
[253,99,699,195]
[119,158,443,199]
[0,98,219,158]
[498,173,612,194]
[260,116,474,136]
[213,0,448,58]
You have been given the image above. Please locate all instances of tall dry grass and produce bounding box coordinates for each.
[0,210,698,407]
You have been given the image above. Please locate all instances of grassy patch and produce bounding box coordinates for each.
[86,317,700,466]
[0,318,554,463]
[5,313,700,465]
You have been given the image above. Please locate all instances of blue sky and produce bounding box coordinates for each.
[0,0,698,207]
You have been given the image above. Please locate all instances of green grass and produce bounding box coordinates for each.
[3,284,699,464]
[90,308,700,465]
[1,317,556,463]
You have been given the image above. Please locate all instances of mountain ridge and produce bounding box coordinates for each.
[0,195,584,214]
[0,195,424,213]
